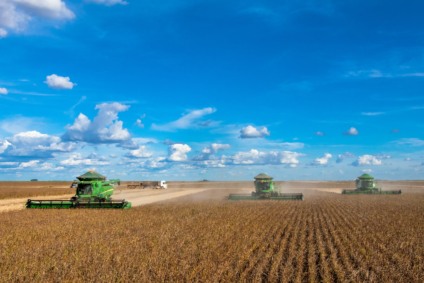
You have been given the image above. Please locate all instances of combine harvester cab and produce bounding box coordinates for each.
[26,171,131,209]
[229,173,303,201]
[342,174,401,195]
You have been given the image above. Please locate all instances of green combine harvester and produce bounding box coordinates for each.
[229,173,303,201]
[26,171,131,209]
[342,173,401,195]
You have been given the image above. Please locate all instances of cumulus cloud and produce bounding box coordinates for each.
[194,143,230,161]
[313,153,332,165]
[336,152,355,163]
[152,107,216,132]
[203,143,230,155]
[345,127,359,136]
[1,131,75,157]
[0,140,12,154]
[0,87,8,95]
[18,160,39,168]
[0,0,74,37]
[0,1,29,37]
[232,149,302,167]
[197,158,227,168]
[315,131,325,136]
[239,125,270,139]
[87,0,128,6]
[168,144,191,162]
[60,153,109,166]
[145,157,168,169]
[352,155,382,166]
[128,146,152,158]
[45,74,75,89]
[63,102,131,143]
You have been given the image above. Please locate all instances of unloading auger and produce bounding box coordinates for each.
[26,171,131,209]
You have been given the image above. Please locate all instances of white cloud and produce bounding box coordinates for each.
[87,0,128,6]
[194,143,230,161]
[347,69,424,79]
[135,119,144,128]
[395,138,424,147]
[197,158,227,168]
[0,116,45,134]
[168,144,191,162]
[313,153,332,165]
[146,157,168,169]
[239,125,270,138]
[60,153,109,166]
[352,155,382,166]
[315,131,325,136]
[152,107,216,132]
[336,152,355,163]
[45,74,75,89]
[401,73,424,77]
[345,127,359,136]
[0,1,28,37]
[63,102,131,143]
[19,160,39,168]
[361,112,384,116]
[202,143,230,154]
[0,87,8,95]
[38,162,64,171]
[128,146,152,158]
[280,142,304,150]
[16,160,64,171]
[0,0,74,37]
[0,140,12,154]
[2,131,75,157]
[346,69,385,78]
[232,149,302,167]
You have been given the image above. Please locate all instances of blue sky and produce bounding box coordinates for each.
[0,0,423,181]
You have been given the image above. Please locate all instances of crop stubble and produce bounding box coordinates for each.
[0,189,423,282]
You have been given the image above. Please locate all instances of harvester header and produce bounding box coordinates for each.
[26,171,131,209]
